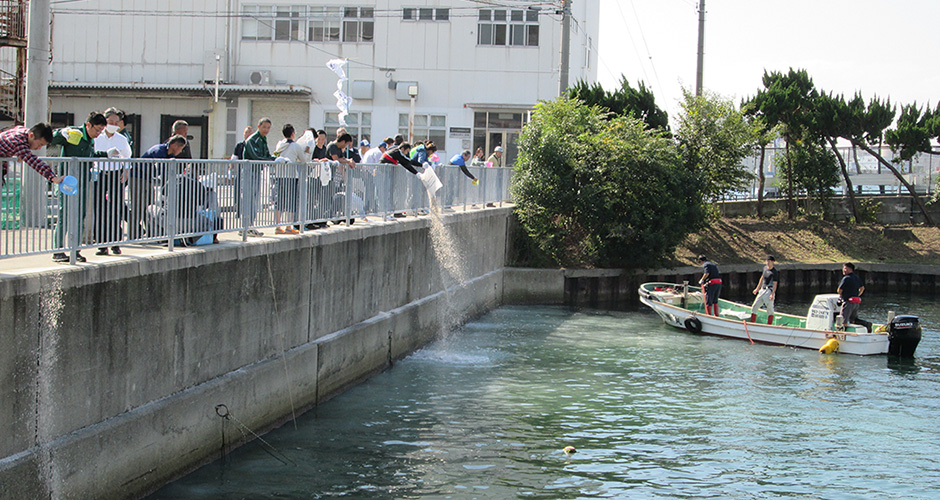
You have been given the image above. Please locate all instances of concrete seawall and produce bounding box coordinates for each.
[0,208,512,500]
[505,263,940,310]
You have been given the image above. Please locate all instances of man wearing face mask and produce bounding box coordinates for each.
[92,107,133,255]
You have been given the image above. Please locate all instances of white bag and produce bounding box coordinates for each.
[417,167,442,196]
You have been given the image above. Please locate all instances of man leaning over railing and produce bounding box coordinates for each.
[50,111,109,263]
[132,135,187,239]
[0,122,63,186]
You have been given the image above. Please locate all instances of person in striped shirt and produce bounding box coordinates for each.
[0,123,62,185]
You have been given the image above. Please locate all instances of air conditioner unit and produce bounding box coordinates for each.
[248,70,272,85]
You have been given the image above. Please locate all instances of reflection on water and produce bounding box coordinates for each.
[151,296,940,500]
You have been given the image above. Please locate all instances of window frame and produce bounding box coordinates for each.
[477,8,539,47]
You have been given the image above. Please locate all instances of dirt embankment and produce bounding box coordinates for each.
[670,218,940,267]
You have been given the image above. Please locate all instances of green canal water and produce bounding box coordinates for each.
[150,295,940,499]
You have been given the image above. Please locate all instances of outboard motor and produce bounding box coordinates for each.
[887,315,921,357]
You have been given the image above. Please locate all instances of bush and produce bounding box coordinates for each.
[511,98,707,269]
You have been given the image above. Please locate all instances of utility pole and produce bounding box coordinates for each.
[558,0,571,97]
[23,0,51,226]
[695,0,705,96]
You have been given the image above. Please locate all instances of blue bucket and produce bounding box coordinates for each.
[59,175,79,196]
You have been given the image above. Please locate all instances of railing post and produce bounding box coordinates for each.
[239,161,249,242]
[345,165,352,225]
[165,160,178,252]
[66,158,80,264]
[297,163,307,234]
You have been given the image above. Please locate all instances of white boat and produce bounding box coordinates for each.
[638,282,922,356]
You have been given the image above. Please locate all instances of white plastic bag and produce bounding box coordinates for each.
[417,166,442,196]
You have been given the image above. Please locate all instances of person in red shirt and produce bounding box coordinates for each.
[0,123,63,185]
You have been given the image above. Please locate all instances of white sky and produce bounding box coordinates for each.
[596,0,940,126]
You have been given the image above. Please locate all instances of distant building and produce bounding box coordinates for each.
[45,0,599,163]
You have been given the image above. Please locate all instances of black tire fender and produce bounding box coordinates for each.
[684,316,703,334]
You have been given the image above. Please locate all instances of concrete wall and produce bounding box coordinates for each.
[508,263,940,311]
[0,208,511,500]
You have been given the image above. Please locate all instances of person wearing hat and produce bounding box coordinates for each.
[486,146,503,167]
[362,141,386,165]
[698,255,722,316]
[750,255,779,324]
[359,139,371,159]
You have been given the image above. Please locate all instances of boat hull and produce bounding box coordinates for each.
[639,285,889,356]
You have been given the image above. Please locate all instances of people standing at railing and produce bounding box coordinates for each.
[380,142,423,219]
[361,141,385,164]
[335,127,362,164]
[171,120,193,159]
[470,147,486,167]
[132,135,187,239]
[91,107,132,256]
[485,146,504,207]
[449,150,478,184]
[273,124,305,235]
[486,146,503,167]
[232,126,252,160]
[239,117,274,237]
[412,141,437,164]
[51,111,108,263]
[0,123,62,186]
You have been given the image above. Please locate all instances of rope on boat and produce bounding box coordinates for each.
[742,320,755,344]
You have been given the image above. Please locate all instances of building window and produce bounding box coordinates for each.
[308,6,342,42]
[242,5,373,43]
[343,7,374,42]
[275,5,304,41]
[399,114,446,149]
[403,7,449,21]
[478,8,538,47]
[325,111,372,145]
[242,5,275,40]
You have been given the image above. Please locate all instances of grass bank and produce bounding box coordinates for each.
[670,218,940,267]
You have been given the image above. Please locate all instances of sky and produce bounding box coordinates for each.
[596,0,940,126]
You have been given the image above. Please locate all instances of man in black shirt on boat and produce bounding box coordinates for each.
[698,255,722,316]
[750,255,779,324]
[837,262,872,332]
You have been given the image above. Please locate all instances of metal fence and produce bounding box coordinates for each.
[729,145,940,200]
[0,157,513,263]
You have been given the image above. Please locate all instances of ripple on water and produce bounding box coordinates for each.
[152,301,940,500]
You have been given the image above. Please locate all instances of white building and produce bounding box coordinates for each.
[46,0,599,164]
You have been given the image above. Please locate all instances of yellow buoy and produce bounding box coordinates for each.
[563,446,577,455]
[819,338,840,354]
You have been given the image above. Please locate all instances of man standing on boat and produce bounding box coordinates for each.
[837,263,872,333]
[698,255,722,316]
[750,256,779,324]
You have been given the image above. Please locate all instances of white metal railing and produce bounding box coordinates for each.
[731,145,940,200]
[0,157,513,263]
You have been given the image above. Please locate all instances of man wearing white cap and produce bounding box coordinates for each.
[487,146,503,167]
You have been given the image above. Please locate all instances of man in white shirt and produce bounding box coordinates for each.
[92,107,133,255]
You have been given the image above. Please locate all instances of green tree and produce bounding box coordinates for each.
[837,94,934,226]
[809,92,860,221]
[567,76,669,130]
[749,69,817,218]
[775,140,840,217]
[675,88,759,202]
[511,97,705,269]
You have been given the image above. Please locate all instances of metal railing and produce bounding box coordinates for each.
[0,157,513,263]
[729,145,940,200]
